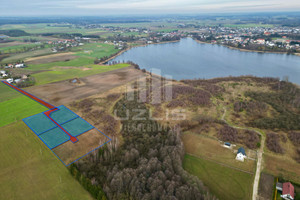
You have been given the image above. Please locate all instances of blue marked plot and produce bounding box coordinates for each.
[23,113,56,135]
[23,104,111,166]
[39,127,69,149]
[50,105,78,124]
[62,117,94,137]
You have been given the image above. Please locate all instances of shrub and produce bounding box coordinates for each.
[288,131,300,145]
[266,133,284,154]
[217,125,238,142]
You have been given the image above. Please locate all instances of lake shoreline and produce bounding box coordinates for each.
[99,40,180,65]
[105,38,300,84]
[195,39,300,57]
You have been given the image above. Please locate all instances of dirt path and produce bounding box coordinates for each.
[221,107,265,200]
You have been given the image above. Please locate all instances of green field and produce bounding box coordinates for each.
[32,63,130,85]
[1,48,54,63]
[0,23,105,35]
[0,43,43,54]
[0,95,47,127]
[72,43,119,58]
[0,82,21,102]
[0,121,93,200]
[183,154,253,200]
[28,57,94,71]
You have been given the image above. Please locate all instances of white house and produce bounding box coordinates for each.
[15,63,24,68]
[6,78,13,84]
[0,70,5,75]
[1,73,8,78]
[236,147,247,162]
[14,79,22,84]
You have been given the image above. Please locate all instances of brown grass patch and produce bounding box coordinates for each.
[26,52,78,64]
[52,128,109,165]
[264,153,300,184]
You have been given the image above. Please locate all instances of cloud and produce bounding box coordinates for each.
[0,0,300,15]
[76,0,300,13]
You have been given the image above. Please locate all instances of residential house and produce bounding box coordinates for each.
[6,78,13,84]
[14,79,22,84]
[281,182,295,200]
[236,147,247,162]
[15,63,25,68]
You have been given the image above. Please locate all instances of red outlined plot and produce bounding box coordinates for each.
[2,81,77,142]
[2,80,111,166]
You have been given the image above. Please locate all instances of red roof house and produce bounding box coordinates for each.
[281,182,295,200]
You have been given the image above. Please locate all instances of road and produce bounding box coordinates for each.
[221,107,265,200]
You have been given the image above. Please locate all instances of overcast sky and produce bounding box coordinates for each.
[1,0,300,16]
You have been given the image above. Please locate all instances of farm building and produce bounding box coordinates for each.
[236,147,246,162]
[224,142,232,148]
[277,182,295,200]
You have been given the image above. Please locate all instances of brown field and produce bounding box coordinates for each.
[26,66,146,105]
[182,132,256,173]
[263,153,300,184]
[52,128,110,165]
[258,173,274,200]
[26,52,79,64]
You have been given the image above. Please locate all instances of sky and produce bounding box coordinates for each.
[1,0,300,16]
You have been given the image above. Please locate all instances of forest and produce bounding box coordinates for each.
[70,92,216,200]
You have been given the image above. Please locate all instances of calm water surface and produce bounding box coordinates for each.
[110,38,300,84]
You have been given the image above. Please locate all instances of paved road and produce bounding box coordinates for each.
[221,107,265,200]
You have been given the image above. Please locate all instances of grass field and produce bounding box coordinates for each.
[73,43,119,58]
[183,154,253,200]
[0,82,21,102]
[0,43,43,54]
[32,63,130,85]
[0,121,93,200]
[1,48,54,63]
[0,23,106,35]
[263,153,300,184]
[0,95,47,127]
[28,57,94,71]
[182,132,256,172]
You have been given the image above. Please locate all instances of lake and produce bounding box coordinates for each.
[110,38,300,84]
